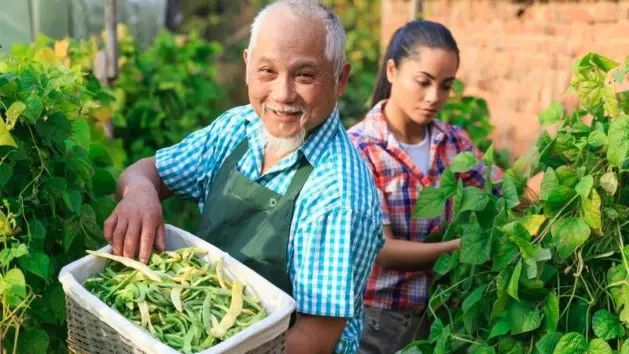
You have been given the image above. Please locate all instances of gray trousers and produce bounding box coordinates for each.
[358,307,430,354]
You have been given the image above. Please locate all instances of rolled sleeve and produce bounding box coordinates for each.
[155,125,215,204]
[291,207,382,319]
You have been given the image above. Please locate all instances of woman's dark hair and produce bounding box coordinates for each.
[370,20,460,108]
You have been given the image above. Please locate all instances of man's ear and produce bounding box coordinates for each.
[336,63,352,97]
[243,49,249,84]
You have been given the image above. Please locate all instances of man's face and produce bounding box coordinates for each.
[244,9,350,145]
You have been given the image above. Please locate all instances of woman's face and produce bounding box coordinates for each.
[386,46,458,125]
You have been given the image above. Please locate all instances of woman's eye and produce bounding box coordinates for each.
[417,81,430,87]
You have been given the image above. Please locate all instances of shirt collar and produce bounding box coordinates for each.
[244,104,339,169]
[363,99,447,148]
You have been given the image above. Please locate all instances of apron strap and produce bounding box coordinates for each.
[284,156,314,201]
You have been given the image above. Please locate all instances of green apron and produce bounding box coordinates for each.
[197,139,313,295]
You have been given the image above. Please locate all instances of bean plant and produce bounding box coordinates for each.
[404,53,629,354]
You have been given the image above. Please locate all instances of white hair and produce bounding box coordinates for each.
[247,0,346,80]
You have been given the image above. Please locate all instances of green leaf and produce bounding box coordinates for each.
[506,301,542,334]
[63,217,82,253]
[552,217,591,260]
[501,222,536,259]
[607,115,629,168]
[459,221,491,265]
[535,332,563,354]
[502,174,520,208]
[508,260,522,301]
[17,252,50,282]
[470,345,495,354]
[45,283,66,324]
[0,243,29,266]
[582,189,602,231]
[63,190,82,214]
[71,118,91,151]
[80,204,102,237]
[499,338,525,354]
[439,169,456,196]
[3,268,26,305]
[544,292,560,332]
[621,340,629,354]
[592,310,624,340]
[524,257,538,279]
[0,119,17,147]
[414,187,448,218]
[588,339,612,354]
[591,53,620,72]
[450,151,478,173]
[587,130,608,149]
[0,162,13,189]
[482,144,495,167]
[540,168,558,201]
[433,253,458,276]
[18,70,38,91]
[28,219,46,240]
[17,328,49,354]
[519,215,546,236]
[600,172,618,196]
[556,166,578,187]
[23,95,44,123]
[462,284,486,313]
[460,187,489,212]
[539,101,564,125]
[92,168,117,196]
[429,318,444,343]
[546,186,576,206]
[488,320,510,339]
[602,87,621,117]
[552,332,587,354]
[492,242,518,271]
[575,175,594,199]
[5,101,26,128]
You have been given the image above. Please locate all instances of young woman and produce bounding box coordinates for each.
[348,20,502,353]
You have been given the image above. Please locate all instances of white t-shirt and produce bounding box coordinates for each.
[398,128,431,175]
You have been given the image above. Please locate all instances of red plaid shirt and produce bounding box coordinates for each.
[348,100,503,312]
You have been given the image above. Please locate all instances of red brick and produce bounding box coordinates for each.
[593,23,629,41]
[558,5,595,22]
[589,3,619,23]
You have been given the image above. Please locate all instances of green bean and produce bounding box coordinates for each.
[83,249,267,353]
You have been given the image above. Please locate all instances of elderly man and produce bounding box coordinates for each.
[102,0,383,353]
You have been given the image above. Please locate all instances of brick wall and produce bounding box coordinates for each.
[382,0,629,157]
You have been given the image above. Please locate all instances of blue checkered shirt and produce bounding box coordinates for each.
[156,105,384,353]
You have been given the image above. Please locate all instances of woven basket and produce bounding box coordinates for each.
[59,224,295,354]
[66,293,287,354]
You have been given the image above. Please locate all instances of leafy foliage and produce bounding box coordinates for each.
[403,53,629,353]
[0,47,115,353]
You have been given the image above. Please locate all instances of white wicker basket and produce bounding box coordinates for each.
[58,224,296,354]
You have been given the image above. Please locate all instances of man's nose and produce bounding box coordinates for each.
[271,75,298,103]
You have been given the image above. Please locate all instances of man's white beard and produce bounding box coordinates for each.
[261,122,306,155]
[261,109,307,155]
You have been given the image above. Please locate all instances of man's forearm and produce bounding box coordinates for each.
[286,313,346,354]
[116,157,171,201]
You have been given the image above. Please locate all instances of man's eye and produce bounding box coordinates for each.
[259,68,274,74]
[299,73,314,79]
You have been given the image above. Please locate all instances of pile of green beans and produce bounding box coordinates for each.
[83,248,268,353]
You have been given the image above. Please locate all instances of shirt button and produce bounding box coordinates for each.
[269,198,278,207]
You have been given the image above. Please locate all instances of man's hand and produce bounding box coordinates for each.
[103,157,171,263]
[286,313,346,354]
[104,183,166,263]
